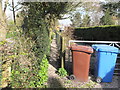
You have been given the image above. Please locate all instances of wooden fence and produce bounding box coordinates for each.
[56,31,66,69]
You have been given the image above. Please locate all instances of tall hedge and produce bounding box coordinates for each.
[73,25,120,41]
[11,3,50,88]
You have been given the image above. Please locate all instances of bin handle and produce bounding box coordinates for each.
[71,50,92,54]
[97,50,120,54]
[93,48,120,54]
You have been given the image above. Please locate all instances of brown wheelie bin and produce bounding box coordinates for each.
[71,45,93,82]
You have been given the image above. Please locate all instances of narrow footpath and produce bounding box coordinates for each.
[47,38,64,88]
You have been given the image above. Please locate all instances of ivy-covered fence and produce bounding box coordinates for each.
[73,25,120,41]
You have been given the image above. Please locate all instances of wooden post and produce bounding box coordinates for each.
[61,36,66,69]
[59,35,62,68]
[61,36,64,68]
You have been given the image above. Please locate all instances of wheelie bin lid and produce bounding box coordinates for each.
[71,45,93,54]
[92,44,119,53]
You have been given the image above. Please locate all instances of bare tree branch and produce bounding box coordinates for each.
[3,0,9,13]
[15,6,22,12]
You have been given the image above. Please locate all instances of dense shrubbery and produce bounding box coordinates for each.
[0,40,13,87]
[3,8,50,88]
[0,22,49,88]
[10,7,50,88]
[5,29,49,88]
[73,25,120,41]
[1,2,73,88]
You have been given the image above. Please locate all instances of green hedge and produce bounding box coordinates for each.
[73,25,120,41]
[11,3,50,88]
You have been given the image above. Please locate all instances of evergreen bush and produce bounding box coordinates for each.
[74,25,120,41]
[10,2,51,88]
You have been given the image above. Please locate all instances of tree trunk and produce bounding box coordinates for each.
[12,0,16,24]
[0,0,7,41]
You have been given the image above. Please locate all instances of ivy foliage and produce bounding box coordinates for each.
[10,2,74,88]
[6,31,49,88]
[58,68,68,77]
[22,2,72,59]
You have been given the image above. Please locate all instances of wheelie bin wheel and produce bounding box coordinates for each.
[69,75,75,80]
[96,77,102,83]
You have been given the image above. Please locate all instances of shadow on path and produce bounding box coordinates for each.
[47,77,65,89]
[49,39,60,69]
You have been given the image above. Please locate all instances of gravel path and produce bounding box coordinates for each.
[47,38,120,88]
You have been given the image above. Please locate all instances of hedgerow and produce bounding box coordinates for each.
[9,3,50,87]
[74,25,120,41]
[7,29,49,88]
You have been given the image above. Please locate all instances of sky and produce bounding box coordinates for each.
[59,0,106,26]
[3,0,107,26]
[2,0,19,20]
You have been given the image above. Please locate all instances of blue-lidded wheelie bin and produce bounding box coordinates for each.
[92,44,119,83]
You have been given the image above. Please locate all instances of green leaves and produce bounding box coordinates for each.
[102,1,120,16]
[0,41,7,45]
[10,2,72,88]
[37,55,49,86]
[100,8,114,25]
[58,68,68,77]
